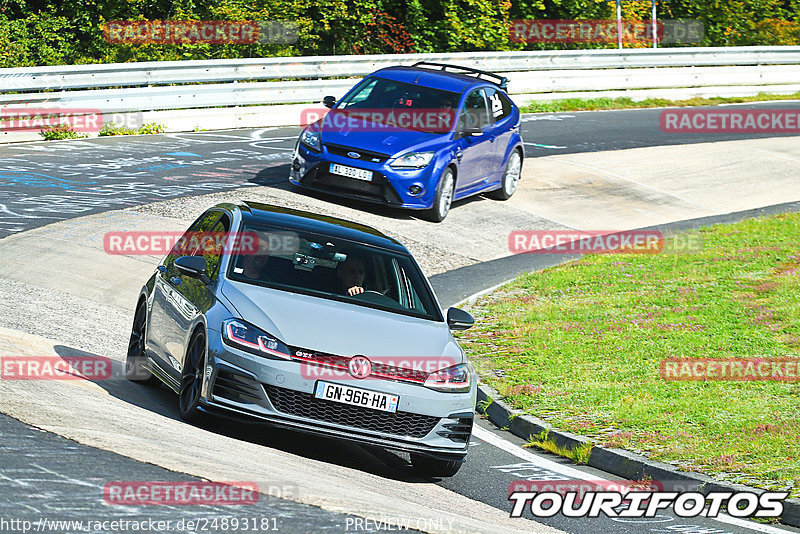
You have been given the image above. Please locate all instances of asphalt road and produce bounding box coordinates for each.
[2,102,799,238]
[522,101,800,157]
[2,104,800,533]
[0,412,394,533]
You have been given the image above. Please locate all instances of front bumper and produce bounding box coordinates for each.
[289,143,444,210]
[200,328,475,460]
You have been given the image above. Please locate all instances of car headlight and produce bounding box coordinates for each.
[299,129,321,152]
[424,363,471,393]
[222,319,291,360]
[389,151,435,169]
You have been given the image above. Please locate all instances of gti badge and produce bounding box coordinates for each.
[348,356,372,379]
[347,151,362,159]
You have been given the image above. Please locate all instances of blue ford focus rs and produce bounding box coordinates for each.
[289,62,524,222]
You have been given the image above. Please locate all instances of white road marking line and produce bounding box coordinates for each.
[524,143,568,149]
[250,145,295,151]
[250,137,297,142]
[473,426,793,533]
[521,115,576,122]
[713,514,795,534]
[165,133,255,142]
[752,148,800,166]
[250,128,276,139]
[473,426,602,480]
[549,158,715,211]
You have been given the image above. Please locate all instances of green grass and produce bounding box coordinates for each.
[526,430,594,464]
[521,92,800,113]
[458,213,800,497]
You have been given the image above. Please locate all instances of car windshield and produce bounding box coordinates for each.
[227,224,442,321]
[334,76,460,133]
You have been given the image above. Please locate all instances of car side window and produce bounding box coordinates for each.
[389,258,428,314]
[199,214,230,282]
[460,89,491,131]
[483,88,512,123]
[164,211,222,273]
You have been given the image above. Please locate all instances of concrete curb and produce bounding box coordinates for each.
[476,383,800,527]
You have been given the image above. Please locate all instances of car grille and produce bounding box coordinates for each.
[325,144,390,163]
[263,384,440,439]
[299,165,403,205]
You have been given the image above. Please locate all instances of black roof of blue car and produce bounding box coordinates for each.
[236,201,406,252]
[371,66,498,93]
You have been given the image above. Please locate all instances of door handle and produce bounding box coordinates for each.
[157,265,167,274]
[170,276,182,286]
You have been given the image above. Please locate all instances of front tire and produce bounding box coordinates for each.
[488,150,522,200]
[410,453,463,478]
[423,168,455,222]
[125,301,160,387]
[178,331,208,425]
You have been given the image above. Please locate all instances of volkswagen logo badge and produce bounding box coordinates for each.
[348,356,371,379]
[346,151,361,159]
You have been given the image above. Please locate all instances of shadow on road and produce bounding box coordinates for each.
[52,344,433,484]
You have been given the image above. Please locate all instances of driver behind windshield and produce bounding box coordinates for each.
[336,255,366,296]
[237,231,271,281]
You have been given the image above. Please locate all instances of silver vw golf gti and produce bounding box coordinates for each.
[126,201,476,477]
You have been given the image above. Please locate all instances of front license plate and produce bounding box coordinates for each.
[314,381,399,413]
[329,163,373,181]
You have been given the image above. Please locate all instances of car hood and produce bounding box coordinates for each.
[317,116,445,155]
[221,280,462,363]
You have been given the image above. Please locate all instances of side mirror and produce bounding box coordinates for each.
[447,307,474,330]
[458,125,483,138]
[322,96,337,109]
[174,256,211,284]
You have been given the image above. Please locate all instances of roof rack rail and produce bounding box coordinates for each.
[410,62,509,90]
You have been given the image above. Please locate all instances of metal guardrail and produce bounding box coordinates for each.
[1,47,799,114]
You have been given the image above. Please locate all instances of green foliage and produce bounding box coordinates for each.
[98,122,137,136]
[1,0,799,67]
[39,123,88,140]
[98,121,165,135]
[137,122,166,134]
